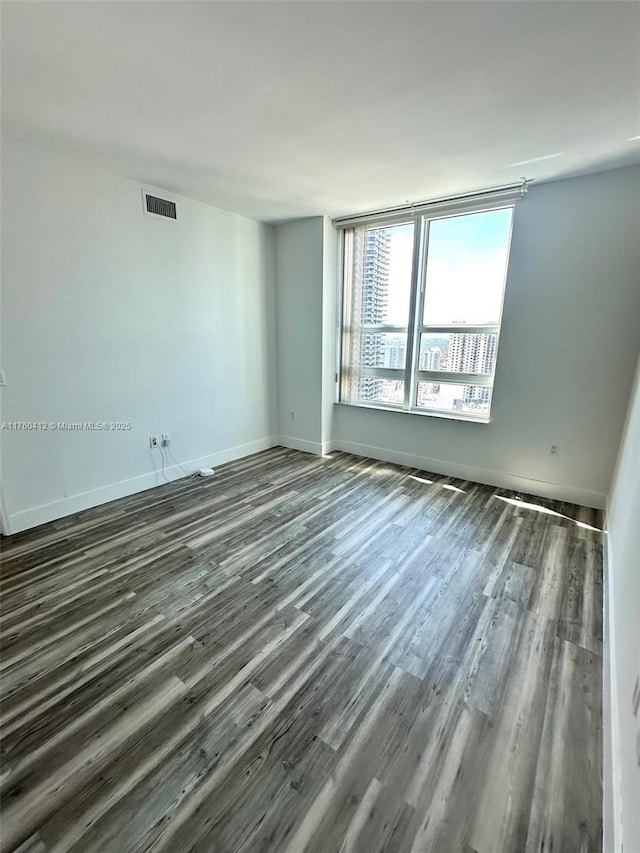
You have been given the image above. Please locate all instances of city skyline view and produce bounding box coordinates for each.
[345,207,513,415]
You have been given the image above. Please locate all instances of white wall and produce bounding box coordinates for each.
[333,166,640,507]
[606,352,640,853]
[1,138,277,533]
[321,217,339,449]
[274,217,324,453]
[274,215,338,456]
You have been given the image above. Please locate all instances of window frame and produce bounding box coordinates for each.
[338,202,515,423]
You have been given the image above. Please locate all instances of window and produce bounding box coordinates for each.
[338,201,515,421]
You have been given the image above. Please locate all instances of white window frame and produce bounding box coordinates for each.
[337,201,516,423]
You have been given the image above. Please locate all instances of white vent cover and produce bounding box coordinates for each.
[142,190,177,221]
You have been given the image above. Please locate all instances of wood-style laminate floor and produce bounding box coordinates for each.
[0,448,603,853]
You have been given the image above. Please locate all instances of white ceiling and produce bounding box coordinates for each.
[2,1,639,223]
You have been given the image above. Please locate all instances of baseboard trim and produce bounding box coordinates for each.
[277,435,325,456]
[329,439,605,508]
[0,485,10,536]
[5,436,278,534]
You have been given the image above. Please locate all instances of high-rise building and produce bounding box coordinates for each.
[445,333,496,408]
[421,346,442,371]
[361,229,390,325]
[383,335,406,369]
[447,333,496,374]
[358,228,391,400]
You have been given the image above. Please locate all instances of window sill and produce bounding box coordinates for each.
[334,400,491,424]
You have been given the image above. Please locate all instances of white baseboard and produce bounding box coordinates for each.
[0,485,10,536]
[329,439,606,509]
[5,436,278,534]
[277,435,325,456]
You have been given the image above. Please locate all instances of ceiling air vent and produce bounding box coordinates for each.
[142,190,177,221]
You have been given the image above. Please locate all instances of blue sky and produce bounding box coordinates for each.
[384,207,513,326]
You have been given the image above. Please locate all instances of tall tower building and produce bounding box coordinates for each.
[383,336,406,369]
[421,346,442,371]
[361,229,390,325]
[358,228,391,400]
[446,333,496,409]
[447,333,496,374]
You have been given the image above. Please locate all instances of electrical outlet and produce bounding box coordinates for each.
[290,410,295,420]
[550,445,559,456]
[161,433,171,447]
[149,435,159,449]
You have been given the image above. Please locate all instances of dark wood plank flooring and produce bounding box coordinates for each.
[0,447,603,852]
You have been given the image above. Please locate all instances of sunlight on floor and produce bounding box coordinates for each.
[574,520,602,532]
[409,475,434,485]
[408,474,466,494]
[493,495,601,532]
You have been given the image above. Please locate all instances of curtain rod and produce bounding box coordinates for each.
[333,178,529,229]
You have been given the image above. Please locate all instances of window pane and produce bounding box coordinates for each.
[418,332,497,374]
[422,208,512,326]
[361,332,408,369]
[415,382,492,416]
[359,378,405,406]
[351,222,414,327]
